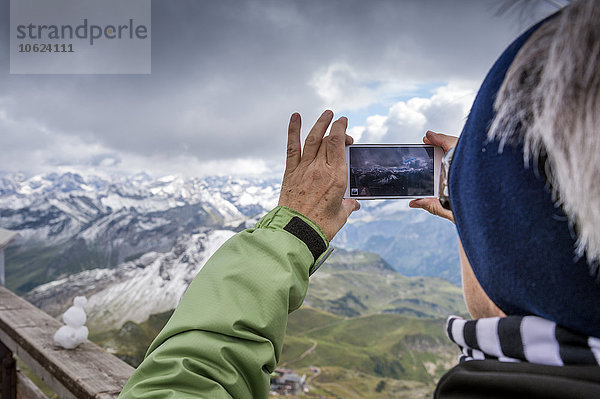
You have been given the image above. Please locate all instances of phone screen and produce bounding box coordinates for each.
[348,145,436,198]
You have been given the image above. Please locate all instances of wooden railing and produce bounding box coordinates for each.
[0,286,134,399]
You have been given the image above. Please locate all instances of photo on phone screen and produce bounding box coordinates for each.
[345,144,442,199]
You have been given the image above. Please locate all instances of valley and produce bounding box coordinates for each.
[0,171,466,398]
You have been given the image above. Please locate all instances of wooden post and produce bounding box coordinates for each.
[16,371,49,399]
[1,338,17,399]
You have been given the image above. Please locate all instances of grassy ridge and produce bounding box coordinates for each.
[304,249,465,319]
[6,241,111,294]
[90,310,174,366]
[281,307,456,385]
[91,306,458,398]
[289,367,432,399]
[89,248,465,397]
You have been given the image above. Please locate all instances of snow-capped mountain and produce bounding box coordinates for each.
[27,229,235,331]
[1,171,461,330]
[0,172,279,293]
[0,172,279,242]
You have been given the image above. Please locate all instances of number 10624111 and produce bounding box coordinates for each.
[18,43,74,53]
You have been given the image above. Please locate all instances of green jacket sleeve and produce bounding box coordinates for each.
[118,206,330,399]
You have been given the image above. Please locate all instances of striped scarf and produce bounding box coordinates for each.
[447,315,600,366]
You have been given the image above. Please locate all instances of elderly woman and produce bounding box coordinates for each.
[411,0,600,396]
[119,1,600,398]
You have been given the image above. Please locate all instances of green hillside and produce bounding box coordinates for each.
[6,241,117,294]
[337,209,462,284]
[90,248,466,397]
[288,366,433,399]
[305,248,465,318]
[279,307,457,397]
[91,306,458,398]
[284,308,453,377]
[90,310,174,366]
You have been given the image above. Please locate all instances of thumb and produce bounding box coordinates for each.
[409,198,454,223]
[341,199,360,218]
[424,131,458,153]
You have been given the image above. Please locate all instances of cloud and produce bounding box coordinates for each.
[310,62,421,112]
[0,0,559,176]
[0,99,274,177]
[349,82,477,143]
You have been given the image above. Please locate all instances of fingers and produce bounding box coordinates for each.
[423,130,459,153]
[325,117,348,165]
[345,134,354,146]
[301,110,333,164]
[285,113,302,172]
[409,198,455,223]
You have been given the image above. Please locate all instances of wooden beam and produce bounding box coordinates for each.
[0,286,134,399]
[16,370,49,399]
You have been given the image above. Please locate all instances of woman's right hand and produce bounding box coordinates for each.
[409,130,458,223]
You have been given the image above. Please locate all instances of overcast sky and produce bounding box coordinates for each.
[0,0,562,178]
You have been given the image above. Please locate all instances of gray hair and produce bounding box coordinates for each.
[488,0,600,273]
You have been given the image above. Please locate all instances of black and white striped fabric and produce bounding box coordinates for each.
[446,315,600,366]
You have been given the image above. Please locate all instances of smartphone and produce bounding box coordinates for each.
[344,144,443,199]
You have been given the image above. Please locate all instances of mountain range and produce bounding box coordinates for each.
[0,172,277,293]
[0,171,466,398]
[0,171,461,296]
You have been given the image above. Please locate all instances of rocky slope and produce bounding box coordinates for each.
[1,172,461,308]
[0,172,278,292]
[26,229,235,331]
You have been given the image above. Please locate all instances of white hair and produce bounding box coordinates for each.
[488,0,600,274]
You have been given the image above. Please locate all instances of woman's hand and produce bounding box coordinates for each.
[409,130,457,223]
[278,110,360,241]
